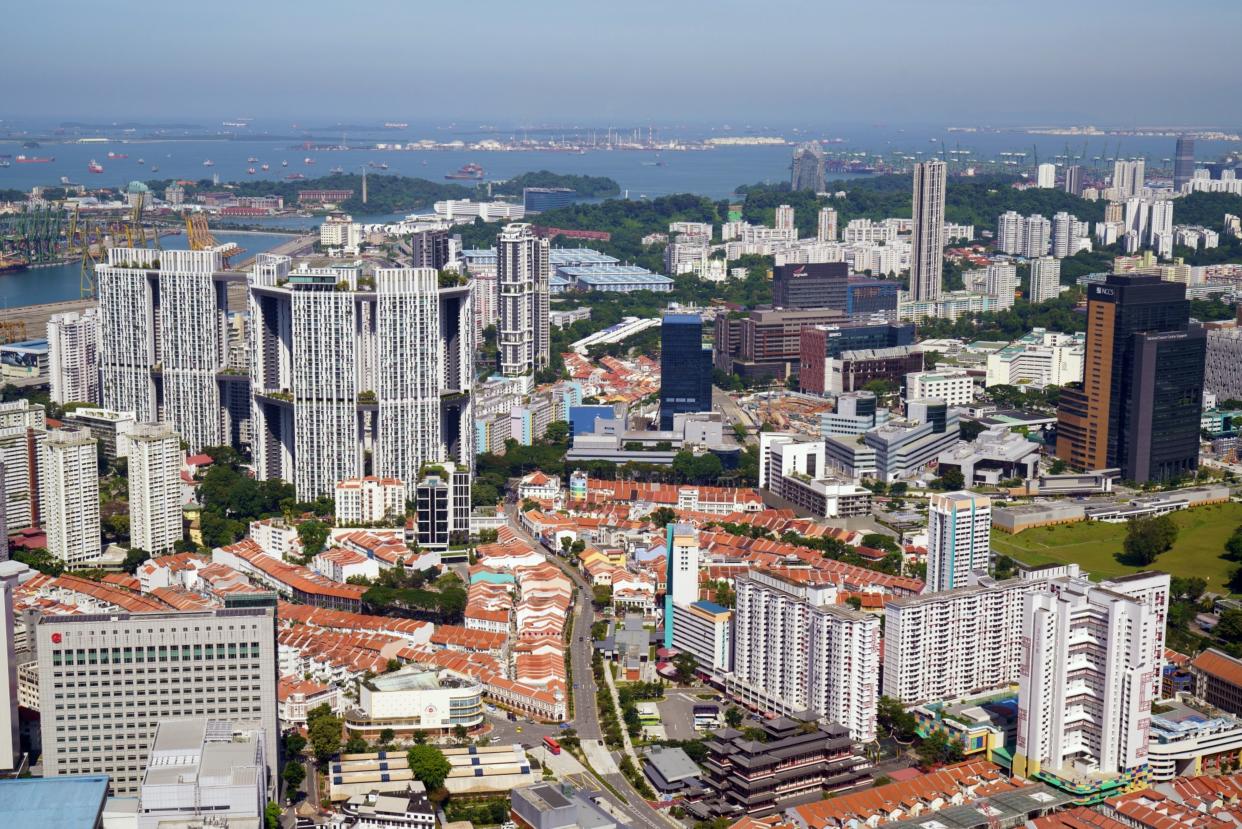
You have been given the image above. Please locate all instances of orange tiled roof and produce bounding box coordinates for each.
[1191,648,1242,689]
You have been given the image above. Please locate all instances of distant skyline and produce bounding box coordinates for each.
[4,0,1241,126]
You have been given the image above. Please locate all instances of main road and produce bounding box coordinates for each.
[502,503,675,829]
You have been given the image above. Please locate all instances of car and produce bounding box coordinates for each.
[516,727,522,733]
[578,636,584,642]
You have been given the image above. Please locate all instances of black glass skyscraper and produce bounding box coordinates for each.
[1056,274,1205,482]
[660,313,712,430]
[1175,136,1196,192]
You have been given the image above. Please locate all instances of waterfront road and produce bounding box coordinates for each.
[502,503,675,829]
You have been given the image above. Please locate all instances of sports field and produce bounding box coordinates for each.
[990,501,1242,593]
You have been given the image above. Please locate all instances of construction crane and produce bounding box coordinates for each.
[186,212,216,250]
[0,321,27,345]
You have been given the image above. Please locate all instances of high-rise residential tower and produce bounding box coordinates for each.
[0,400,45,533]
[40,429,100,566]
[1174,136,1196,192]
[496,223,550,386]
[729,570,878,742]
[1056,274,1204,482]
[1036,163,1056,188]
[774,204,795,232]
[909,160,947,302]
[46,308,100,406]
[791,143,825,192]
[659,313,712,430]
[37,605,279,796]
[1029,257,1062,303]
[817,206,838,242]
[98,248,232,452]
[1064,165,1084,197]
[1014,577,1161,783]
[1112,159,1146,199]
[250,257,473,499]
[409,228,452,271]
[663,522,700,648]
[926,491,991,594]
[127,423,183,555]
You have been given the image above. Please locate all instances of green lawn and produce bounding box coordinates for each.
[991,502,1242,594]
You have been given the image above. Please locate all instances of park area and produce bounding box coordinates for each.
[990,501,1242,594]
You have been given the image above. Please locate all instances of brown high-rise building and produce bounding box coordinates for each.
[1055,274,1205,483]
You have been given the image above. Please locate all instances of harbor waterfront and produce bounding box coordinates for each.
[0,230,295,309]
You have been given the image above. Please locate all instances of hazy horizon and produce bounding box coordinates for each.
[4,0,1241,126]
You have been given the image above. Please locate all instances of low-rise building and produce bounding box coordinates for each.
[905,369,976,407]
[341,784,436,829]
[135,718,267,829]
[512,783,619,829]
[336,477,408,526]
[690,717,870,819]
[1147,699,1242,781]
[344,666,484,740]
[670,600,733,674]
[936,427,1040,485]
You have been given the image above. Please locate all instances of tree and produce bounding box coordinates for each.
[916,730,962,769]
[298,519,330,558]
[285,732,307,757]
[407,744,452,791]
[265,802,282,829]
[281,759,305,793]
[1171,576,1207,602]
[724,706,744,729]
[937,468,965,490]
[649,507,677,528]
[878,696,917,741]
[386,658,402,673]
[307,704,343,765]
[846,595,863,610]
[344,734,369,754]
[672,651,698,684]
[453,723,469,742]
[1049,458,1068,475]
[1217,609,1242,645]
[543,420,570,445]
[1122,514,1178,565]
[121,547,151,574]
[378,728,396,748]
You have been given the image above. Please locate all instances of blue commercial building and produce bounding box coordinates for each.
[845,276,901,315]
[659,313,712,430]
[523,187,577,214]
[569,404,616,437]
[0,775,110,828]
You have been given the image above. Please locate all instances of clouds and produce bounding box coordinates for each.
[2,0,1238,125]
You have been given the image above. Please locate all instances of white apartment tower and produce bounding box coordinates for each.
[97,248,229,452]
[128,423,183,554]
[729,570,878,742]
[817,206,838,242]
[1029,257,1062,303]
[46,307,100,405]
[37,606,279,796]
[775,204,796,232]
[996,211,1022,255]
[0,561,28,771]
[1022,214,1052,258]
[1112,159,1146,199]
[250,257,473,500]
[334,477,408,525]
[1036,163,1056,189]
[663,522,700,648]
[41,429,100,566]
[0,400,45,533]
[1014,576,1161,781]
[883,566,1080,704]
[926,491,991,593]
[910,160,947,302]
[496,223,550,385]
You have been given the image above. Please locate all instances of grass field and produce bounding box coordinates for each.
[990,501,1242,593]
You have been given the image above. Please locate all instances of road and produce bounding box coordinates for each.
[502,504,674,829]
[713,386,754,434]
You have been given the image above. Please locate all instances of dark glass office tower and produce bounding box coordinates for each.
[1056,274,1205,482]
[772,262,849,310]
[660,313,712,430]
[1174,135,1196,192]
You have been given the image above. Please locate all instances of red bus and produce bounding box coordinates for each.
[543,736,562,755]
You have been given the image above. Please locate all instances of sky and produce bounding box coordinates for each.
[4,0,1240,127]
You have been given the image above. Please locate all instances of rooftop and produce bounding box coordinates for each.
[0,775,110,827]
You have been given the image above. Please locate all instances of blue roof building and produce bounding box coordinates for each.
[0,775,110,828]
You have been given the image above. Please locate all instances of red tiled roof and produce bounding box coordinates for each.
[1191,648,1242,689]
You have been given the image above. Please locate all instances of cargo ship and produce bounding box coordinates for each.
[445,163,484,180]
[260,163,269,171]
[15,155,54,163]
[0,160,10,169]
[247,156,259,163]
[202,159,215,167]
[284,172,306,181]
[383,122,409,129]
[303,157,315,165]
[106,151,128,159]
[0,255,29,275]
[88,159,104,173]
[247,167,256,175]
